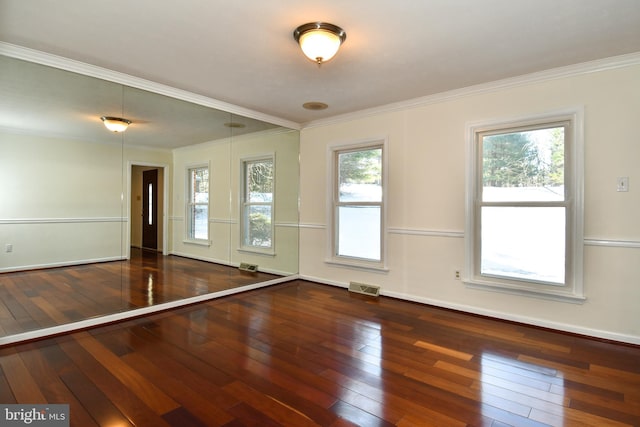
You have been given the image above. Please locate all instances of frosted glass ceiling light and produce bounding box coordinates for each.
[293,22,346,65]
[101,116,131,132]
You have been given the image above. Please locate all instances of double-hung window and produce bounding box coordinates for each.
[242,156,274,250]
[186,165,209,242]
[331,143,385,267]
[466,110,584,301]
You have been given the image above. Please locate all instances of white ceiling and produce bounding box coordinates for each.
[1,0,640,125]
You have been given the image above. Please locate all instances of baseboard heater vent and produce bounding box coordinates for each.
[239,263,259,273]
[348,281,380,297]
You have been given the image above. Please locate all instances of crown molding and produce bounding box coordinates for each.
[303,51,640,129]
[0,42,301,131]
[4,42,638,132]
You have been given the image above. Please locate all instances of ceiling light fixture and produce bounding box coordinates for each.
[101,116,131,133]
[293,22,346,65]
[224,122,246,128]
[303,101,328,111]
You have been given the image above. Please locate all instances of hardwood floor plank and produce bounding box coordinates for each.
[0,363,17,403]
[413,340,475,361]
[59,369,128,427]
[473,382,567,417]
[12,341,98,427]
[197,341,338,426]
[519,353,640,396]
[57,335,173,426]
[329,400,394,427]
[121,351,234,426]
[125,325,239,395]
[0,249,280,335]
[479,403,551,427]
[529,405,633,427]
[568,398,639,426]
[223,402,284,427]
[396,412,467,427]
[72,331,180,415]
[0,348,47,403]
[162,406,209,427]
[0,280,638,426]
[321,368,467,427]
[223,380,324,427]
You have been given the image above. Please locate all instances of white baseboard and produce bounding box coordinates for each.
[169,250,296,277]
[298,274,640,346]
[0,256,126,273]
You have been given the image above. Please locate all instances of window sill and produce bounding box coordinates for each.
[464,278,586,304]
[325,258,389,273]
[237,248,276,257]
[183,239,211,247]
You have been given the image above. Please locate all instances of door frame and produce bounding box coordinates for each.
[126,161,170,259]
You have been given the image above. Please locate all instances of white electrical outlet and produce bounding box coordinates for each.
[454,270,461,280]
[617,177,629,192]
[5,244,13,253]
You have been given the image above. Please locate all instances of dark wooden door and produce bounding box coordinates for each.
[142,169,158,250]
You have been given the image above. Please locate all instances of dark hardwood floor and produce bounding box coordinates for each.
[0,248,280,336]
[1,280,638,426]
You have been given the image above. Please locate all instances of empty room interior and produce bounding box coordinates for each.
[0,1,639,426]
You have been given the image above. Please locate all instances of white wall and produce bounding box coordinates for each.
[0,131,171,271]
[299,62,640,344]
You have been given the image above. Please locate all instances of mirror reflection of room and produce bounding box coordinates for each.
[0,54,299,342]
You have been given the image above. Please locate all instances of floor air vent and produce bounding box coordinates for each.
[348,281,380,297]
[238,263,258,273]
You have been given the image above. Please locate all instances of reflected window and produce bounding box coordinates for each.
[241,156,274,250]
[187,165,209,241]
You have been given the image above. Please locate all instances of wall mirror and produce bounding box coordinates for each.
[0,52,299,344]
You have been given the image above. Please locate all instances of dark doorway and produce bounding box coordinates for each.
[142,169,158,250]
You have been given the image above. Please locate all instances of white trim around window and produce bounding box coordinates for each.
[240,153,275,255]
[326,138,388,271]
[184,162,211,245]
[464,108,585,303]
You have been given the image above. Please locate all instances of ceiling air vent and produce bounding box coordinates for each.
[348,281,380,297]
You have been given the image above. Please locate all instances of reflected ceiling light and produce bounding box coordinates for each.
[101,116,131,132]
[224,122,246,128]
[293,22,346,65]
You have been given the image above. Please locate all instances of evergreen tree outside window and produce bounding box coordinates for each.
[466,110,584,301]
[333,144,384,264]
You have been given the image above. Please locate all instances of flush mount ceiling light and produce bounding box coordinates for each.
[101,116,131,133]
[302,101,328,110]
[293,22,346,65]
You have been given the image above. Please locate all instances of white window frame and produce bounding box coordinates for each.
[465,108,584,302]
[240,154,275,254]
[185,163,210,245]
[327,139,388,271]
